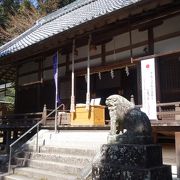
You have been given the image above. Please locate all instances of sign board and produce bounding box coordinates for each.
[141,58,157,120]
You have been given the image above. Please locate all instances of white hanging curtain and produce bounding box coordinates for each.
[86,35,91,110]
[70,39,75,112]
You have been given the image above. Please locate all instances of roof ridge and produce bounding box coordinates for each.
[0,0,141,58]
[0,0,97,54]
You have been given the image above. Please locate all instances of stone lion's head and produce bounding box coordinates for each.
[106,95,135,120]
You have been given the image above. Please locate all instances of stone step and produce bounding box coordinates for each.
[3,174,34,180]
[14,167,78,180]
[26,159,83,175]
[25,130,108,149]
[25,145,97,157]
[15,152,92,166]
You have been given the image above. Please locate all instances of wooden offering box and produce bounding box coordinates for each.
[71,105,105,126]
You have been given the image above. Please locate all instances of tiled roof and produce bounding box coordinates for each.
[0,0,140,58]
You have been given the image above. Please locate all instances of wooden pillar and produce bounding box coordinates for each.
[175,103,180,120]
[2,130,6,145]
[13,130,18,140]
[14,65,19,113]
[5,130,11,153]
[155,59,161,103]
[148,27,161,103]
[175,132,180,178]
[136,62,142,105]
[42,104,47,125]
[148,28,154,55]
[37,59,43,111]
[37,84,41,111]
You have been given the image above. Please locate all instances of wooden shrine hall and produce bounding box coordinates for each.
[0,0,180,161]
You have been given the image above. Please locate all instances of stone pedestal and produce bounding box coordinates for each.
[92,143,172,180]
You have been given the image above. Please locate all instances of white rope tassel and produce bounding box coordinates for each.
[70,39,75,112]
[98,72,101,80]
[85,74,87,83]
[110,69,114,79]
[125,66,129,76]
[86,35,91,111]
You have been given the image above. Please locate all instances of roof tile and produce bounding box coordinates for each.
[0,0,140,57]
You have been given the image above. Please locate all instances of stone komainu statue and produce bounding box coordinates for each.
[106,94,135,134]
[106,94,152,143]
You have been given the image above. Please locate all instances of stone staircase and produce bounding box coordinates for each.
[3,130,108,180]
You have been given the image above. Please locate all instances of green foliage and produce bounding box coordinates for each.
[0,0,76,44]
[19,0,32,10]
[0,86,15,113]
[5,88,15,112]
[1,0,20,14]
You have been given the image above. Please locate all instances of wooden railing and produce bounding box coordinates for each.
[0,104,69,128]
[41,104,70,126]
[0,112,43,126]
[135,101,180,121]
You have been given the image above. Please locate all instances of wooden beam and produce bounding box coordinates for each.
[17,30,180,78]
[133,48,180,63]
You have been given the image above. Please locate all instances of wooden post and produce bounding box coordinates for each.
[14,65,19,113]
[42,104,47,125]
[70,40,75,113]
[136,62,142,105]
[2,130,6,145]
[175,132,180,178]
[157,101,162,120]
[6,130,11,153]
[175,103,180,120]
[37,60,43,112]
[13,130,18,140]
[86,35,91,111]
[155,60,161,104]
[130,95,135,105]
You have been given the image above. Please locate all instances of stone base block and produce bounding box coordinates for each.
[99,144,162,168]
[92,163,172,180]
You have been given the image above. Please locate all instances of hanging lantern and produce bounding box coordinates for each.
[110,69,114,79]
[98,72,101,80]
[125,66,129,76]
